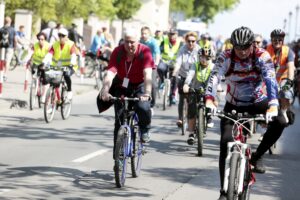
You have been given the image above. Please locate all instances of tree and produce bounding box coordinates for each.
[170,0,240,23]
[113,0,142,34]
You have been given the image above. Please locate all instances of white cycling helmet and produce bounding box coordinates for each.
[58,28,68,37]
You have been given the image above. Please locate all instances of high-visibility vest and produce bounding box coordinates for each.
[51,40,74,67]
[161,37,180,61]
[199,40,211,49]
[266,44,289,83]
[32,42,50,65]
[195,62,213,83]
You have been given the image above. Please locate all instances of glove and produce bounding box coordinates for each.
[205,99,217,115]
[266,105,278,123]
[281,79,293,91]
[183,84,189,93]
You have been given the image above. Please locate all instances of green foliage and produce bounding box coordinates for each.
[170,0,240,22]
[113,0,142,21]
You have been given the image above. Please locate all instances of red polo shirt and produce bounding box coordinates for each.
[107,43,154,84]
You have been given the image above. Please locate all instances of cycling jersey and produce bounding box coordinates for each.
[266,44,295,83]
[175,44,200,78]
[206,48,279,106]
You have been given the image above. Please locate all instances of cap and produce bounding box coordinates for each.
[58,28,68,36]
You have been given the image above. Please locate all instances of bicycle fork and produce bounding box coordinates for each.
[223,141,249,194]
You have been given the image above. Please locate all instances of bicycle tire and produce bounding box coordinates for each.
[131,124,143,178]
[114,127,128,188]
[29,78,37,110]
[238,158,251,200]
[227,151,240,200]
[181,97,188,136]
[95,67,101,90]
[44,87,56,123]
[61,86,72,120]
[84,56,96,78]
[9,54,19,71]
[163,79,170,110]
[197,107,205,156]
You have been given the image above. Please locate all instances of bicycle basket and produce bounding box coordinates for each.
[45,70,63,85]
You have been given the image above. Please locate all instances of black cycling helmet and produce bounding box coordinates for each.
[230,26,254,49]
[270,29,285,38]
[198,46,214,58]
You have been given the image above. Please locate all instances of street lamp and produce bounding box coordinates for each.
[296,5,299,39]
[288,11,293,43]
[283,18,287,30]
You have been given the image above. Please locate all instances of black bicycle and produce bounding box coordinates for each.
[112,96,145,188]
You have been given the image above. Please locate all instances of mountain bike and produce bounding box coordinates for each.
[43,66,72,123]
[29,65,43,110]
[213,110,265,200]
[189,87,207,156]
[112,96,146,188]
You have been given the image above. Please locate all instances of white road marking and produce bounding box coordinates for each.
[0,189,11,195]
[72,149,109,163]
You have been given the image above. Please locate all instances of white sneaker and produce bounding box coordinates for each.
[67,91,73,100]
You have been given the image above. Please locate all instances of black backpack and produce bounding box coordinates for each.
[0,27,11,48]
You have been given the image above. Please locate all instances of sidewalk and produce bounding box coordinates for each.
[0,66,97,112]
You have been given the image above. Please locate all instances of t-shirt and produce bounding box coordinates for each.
[0,26,15,48]
[140,37,160,61]
[107,43,154,84]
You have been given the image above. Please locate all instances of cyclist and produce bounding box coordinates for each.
[27,32,50,101]
[172,31,200,127]
[140,26,161,109]
[0,16,16,81]
[204,26,286,200]
[157,28,182,104]
[182,46,214,145]
[99,28,153,157]
[42,28,77,101]
[266,29,295,125]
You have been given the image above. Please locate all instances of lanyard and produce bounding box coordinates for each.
[125,60,133,77]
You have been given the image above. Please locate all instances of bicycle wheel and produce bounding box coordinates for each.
[227,151,240,200]
[61,86,72,120]
[197,107,205,156]
[181,97,188,135]
[114,127,128,188]
[163,79,170,110]
[9,53,19,71]
[29,78,38,110]
[95,66,101,90]
[84,56,96,78]
[44,87,56,123]
[131,124,143,178]
[239,158,251,200]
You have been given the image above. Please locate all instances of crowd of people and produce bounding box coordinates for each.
[1,15,300,199]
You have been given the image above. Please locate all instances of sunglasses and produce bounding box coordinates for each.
[187,40,196,43]
[200,56,211,61]
[254,41,261,44]
[58,34,66,38]
[234,44,251,50]
[272,38,283,42]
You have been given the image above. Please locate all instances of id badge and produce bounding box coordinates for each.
[122,78,129,88]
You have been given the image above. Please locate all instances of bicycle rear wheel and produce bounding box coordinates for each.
[131,125,143,177]
[44,87,56,123]
[197,107,205,156]
[181,97,188,135]
[227,151,240,200]
[114,127,128,188]
[61,86,72,120]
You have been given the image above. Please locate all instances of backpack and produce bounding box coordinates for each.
[0,27,11,48]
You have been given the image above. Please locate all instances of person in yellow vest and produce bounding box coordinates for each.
[28,32,50,101]
[157,28,181,104]
[42,28,77,101]
[182,46,215,145]
[266,29,295,125]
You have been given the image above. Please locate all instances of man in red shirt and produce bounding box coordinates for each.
[100,28,153,151]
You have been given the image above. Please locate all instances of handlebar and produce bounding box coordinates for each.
[211,110,266,122]
[110,96,141,102]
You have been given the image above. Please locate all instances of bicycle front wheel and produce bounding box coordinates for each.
[131,125,143,178]
[61,87,72,120]
[197,107,205,156]
[227,152,240,200]
[239,158,251,200]
[44,87,56,123]
[114,127,128,188]
[181,97,188,136]
[163,79,170,110]
[29,78,38,110]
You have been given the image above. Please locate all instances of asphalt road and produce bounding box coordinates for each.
[0,67,300,200]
